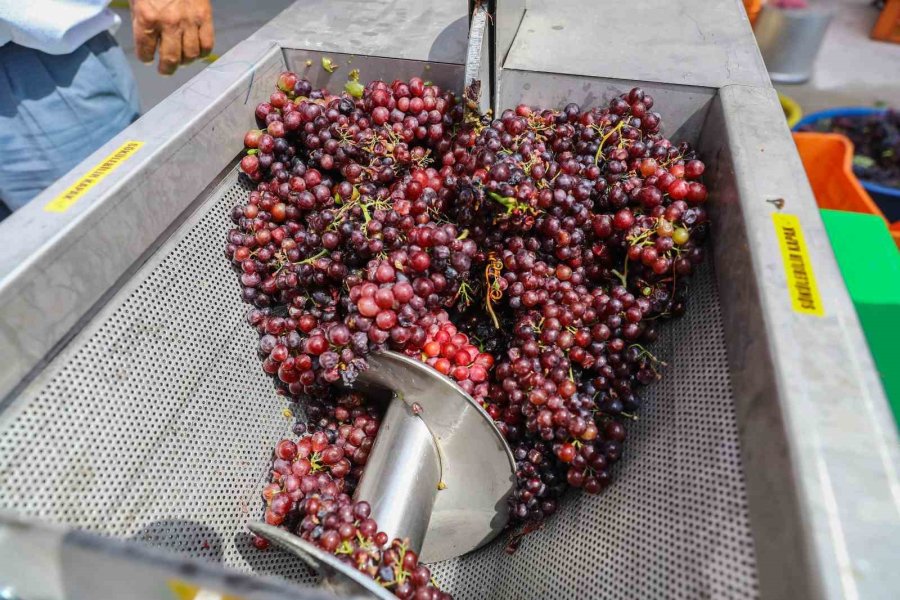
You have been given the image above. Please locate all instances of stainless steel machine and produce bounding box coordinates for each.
[0,1,898,599]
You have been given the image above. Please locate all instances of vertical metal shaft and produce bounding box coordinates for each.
[353,398,441,553]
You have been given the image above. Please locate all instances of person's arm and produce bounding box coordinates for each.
[130,0,214,75]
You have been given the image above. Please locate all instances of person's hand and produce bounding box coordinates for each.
[131,0,215,75]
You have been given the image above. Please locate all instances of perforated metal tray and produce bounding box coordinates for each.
[0,2,897,599]
[0,173,320,586]
[0,167,756,598]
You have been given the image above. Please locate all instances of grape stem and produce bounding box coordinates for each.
[309,451,324,473]
[454,280,475,308]
[335,539,354,555]
[487,191,517,214]
[594,120,626,165]
[630,343,668,370]
[395,541,410,585]
[355,531,375,551]
[611,256,629,287]
[297,249,328,266]
[484,253,504,328]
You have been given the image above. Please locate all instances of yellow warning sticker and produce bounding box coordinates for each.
[43,140,143,213]
[168,579,244,600]
[772,213,824,317]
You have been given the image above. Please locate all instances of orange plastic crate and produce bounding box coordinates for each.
[744,0,763,25]
[792,132,900,248]
[872,0,900,43]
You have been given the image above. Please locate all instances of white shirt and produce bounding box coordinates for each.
[0,0,120,54]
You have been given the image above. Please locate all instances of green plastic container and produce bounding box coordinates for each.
[820,209,900,424]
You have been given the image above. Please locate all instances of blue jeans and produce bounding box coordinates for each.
[0,32,140,215]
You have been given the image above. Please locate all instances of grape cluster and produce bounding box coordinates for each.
[798,109,900,189]
[226,73,475,393]
[230,71,711,591]
[418,311,494,400]
[450,91,710,523]
[253,391,449,599]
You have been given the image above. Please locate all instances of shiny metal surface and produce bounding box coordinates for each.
[479,0,526,110]
[0,44,284,402]
[358,353,517,564]
[280,51,464,95]
[494,0,525,73]
[0,513,333,600]
[504,0,769,89]
[495,4,900,595]
[0,1,897,599]
[429,259,758,599]
[464,3,491,114]
[699,85,900,600]
[0,0,470,403]
[248,523,390,600]
[352,399,440,554]
[754,7,834,84]
[497,70,714,146]
[0,170,320,586]
[253,0,469,64]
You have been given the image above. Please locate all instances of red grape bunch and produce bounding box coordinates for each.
[417,311,494,401]
[252,391,448,599]
[228,70,712,597]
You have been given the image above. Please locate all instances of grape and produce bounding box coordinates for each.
[231,75,712,588]
[253,392,449,598]
[798,110,900,189]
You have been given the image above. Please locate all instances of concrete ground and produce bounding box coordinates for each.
[771,0,900,114]
[110,0,293,111]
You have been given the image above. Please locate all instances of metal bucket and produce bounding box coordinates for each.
[755,6,833,84]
